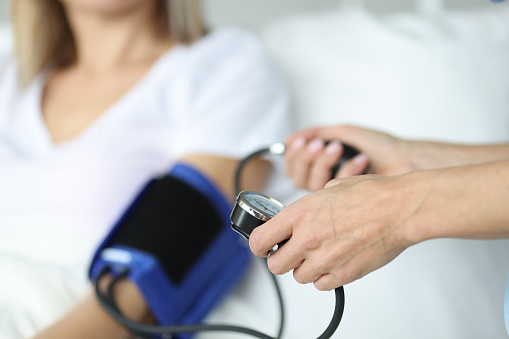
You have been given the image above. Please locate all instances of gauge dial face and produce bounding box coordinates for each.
[242,192,284,218]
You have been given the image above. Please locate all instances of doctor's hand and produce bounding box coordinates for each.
[285,125,461,192]
[251,159,509,290]
[249,172,427,290]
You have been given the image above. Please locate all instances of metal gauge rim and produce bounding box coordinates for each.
[237,191,285,222]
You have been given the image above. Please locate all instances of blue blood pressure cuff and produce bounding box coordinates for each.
[89,163,251,339]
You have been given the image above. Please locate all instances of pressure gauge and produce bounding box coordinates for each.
[230,191,285,241]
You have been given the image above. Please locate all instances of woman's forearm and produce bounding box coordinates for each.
[34,279,150,339]
[179,154,271,199]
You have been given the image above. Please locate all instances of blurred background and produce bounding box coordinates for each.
[0,0,500,30]
[204,0,502,30]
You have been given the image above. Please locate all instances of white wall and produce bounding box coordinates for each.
[0,0,7,24]
[0,0,498,29]
[204,0,494,31]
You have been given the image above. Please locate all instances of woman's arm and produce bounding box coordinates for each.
[179,154,271,200]
[34,278,150,339]
[34,155,259,339]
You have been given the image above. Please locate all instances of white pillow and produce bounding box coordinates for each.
[261,6,509,143]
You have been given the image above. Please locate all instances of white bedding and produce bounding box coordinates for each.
[0,223,94,338]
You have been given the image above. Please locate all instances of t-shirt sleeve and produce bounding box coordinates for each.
[173,29,291,159]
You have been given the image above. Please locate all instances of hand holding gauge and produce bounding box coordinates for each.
[231,191,287,253]
[231,139,366,255]
[229,140,358,339]
[230,190,345,339]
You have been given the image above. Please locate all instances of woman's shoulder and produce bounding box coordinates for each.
[197,28,262,52]
[152,28,273,87]
[187,27,271,68]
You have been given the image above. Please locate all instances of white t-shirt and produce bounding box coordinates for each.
[0,28,289,337]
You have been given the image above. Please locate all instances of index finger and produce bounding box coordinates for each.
[249,208,294,257]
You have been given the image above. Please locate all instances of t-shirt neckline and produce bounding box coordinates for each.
[28,45,185,153]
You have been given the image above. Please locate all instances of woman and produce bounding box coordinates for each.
[0,0,288,338]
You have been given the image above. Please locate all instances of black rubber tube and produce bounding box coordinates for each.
[95,268,275,339]
[317,287,345,339]
[96,268,344,339]
[234,148,270,194]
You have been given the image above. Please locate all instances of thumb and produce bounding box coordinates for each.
[249,207,295,257]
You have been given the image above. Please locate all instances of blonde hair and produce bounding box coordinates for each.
[11,0,205,88]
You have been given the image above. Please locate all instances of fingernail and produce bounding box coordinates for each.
[354,153,369,164]
[307,138,324,153]
[325,141,342,154]
[291,137,306,150]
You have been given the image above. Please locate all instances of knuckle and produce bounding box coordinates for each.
[293,271,309,285]
[322,248,341,267]
[299,234,321,252]
[314,257,331,273]
[314,249,340,274]
[334,266,356,286]
[314,280,333,292]
[267,257,284,275]
[335,270,350,285]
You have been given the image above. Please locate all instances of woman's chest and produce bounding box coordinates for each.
[40,65,155,143]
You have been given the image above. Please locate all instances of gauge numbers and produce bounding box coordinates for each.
[242,191,284,218]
